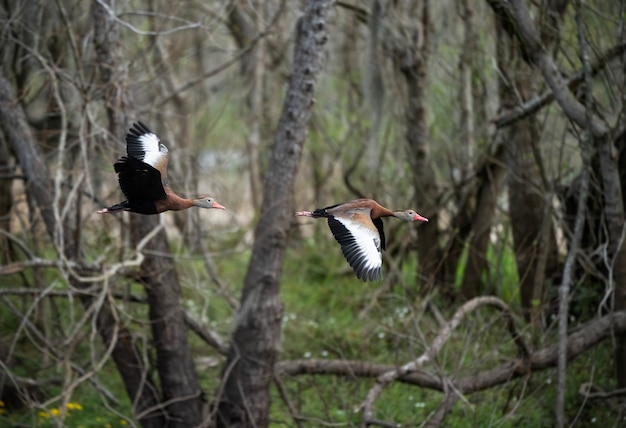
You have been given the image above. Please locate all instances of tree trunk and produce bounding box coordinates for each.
[132,218,205,426]
[385,1,439,292]
[216,1,335,426]
[93,0,166,428]
[460,144,507,298]
[226,0,265,212]
[0,73,56,239]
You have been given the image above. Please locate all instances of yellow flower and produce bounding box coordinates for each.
[105,424,112,428]
[38,411,50,418]
[67,402,83,411]
[120,420,128,425]
[0,400,4,406]
[49,408,60,416]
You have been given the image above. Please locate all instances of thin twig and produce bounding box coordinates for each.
[579,383,626,400]
[556,1,593,426]
[1,296,119,405]
[273,374,304,428]
[93,0,204,36]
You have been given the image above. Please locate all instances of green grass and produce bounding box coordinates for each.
[0,229,620,428]
[1,367,132,427]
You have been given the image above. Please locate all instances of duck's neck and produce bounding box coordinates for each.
[166,191,194,211]
[370,204,395,218]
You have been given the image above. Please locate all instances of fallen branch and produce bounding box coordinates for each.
[578,383,626,400]
[359,296,523,424]
[276,310,626,426]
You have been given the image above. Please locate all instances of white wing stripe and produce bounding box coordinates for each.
[137,133,167,167]
[333,216,382,273]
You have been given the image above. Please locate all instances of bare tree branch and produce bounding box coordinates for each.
[183,312,229,356]
[485,0,608,138]
[486,0,626,389]
[360,296,524,425]
[493,42,626,128]
[276,311,626,421]
[579,383,626,400]
[93,0,204,36]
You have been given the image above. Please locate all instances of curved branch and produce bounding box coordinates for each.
[493,42,626,128]
[277,309,626,426]
[276,311,626,396]
[486,0,608,138]
[359,296,522,423]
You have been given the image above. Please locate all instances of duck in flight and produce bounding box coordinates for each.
[97,122,225,215]
[295,199,428,281]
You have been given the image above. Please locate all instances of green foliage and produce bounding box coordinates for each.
[1,367,132,427]
[454,234,520,304]
[267,247,618,427]
[0,230,620,427]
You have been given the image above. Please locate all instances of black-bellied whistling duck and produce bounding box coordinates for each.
[97,122,225,215]
[295,199,428,281]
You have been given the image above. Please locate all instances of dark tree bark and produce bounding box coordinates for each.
[132,218,205,426]
[384,1,439,292]
[216,1,335,426]
[0,73,55,239]
[460,145,507,298]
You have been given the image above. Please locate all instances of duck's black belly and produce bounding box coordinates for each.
[128,199,159,215]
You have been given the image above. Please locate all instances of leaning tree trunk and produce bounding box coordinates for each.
[226,0,265,212]
[215,1,335,426]
[132,218,205,426]
[486,0,626,390]
[460,144,507,299]
[384,0,440,292]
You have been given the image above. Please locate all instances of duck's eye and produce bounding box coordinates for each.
[206,198,213,204]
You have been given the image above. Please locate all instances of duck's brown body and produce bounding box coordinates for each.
[296,199,428,281]
[97,122,225,215]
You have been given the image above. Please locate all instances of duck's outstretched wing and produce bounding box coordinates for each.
[113,156,166,202]
[327,213,383,282]
[126,121,170,184]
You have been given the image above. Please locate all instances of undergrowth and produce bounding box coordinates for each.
[0,234,620,427]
